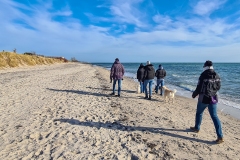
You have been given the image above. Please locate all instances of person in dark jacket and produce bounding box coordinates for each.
[110,58,125,97]
[137,63,145,93]
[190,60,224,144]
[143,61,155,100]
[155,64,166,95]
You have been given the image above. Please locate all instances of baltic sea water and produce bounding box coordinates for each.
[92,62,240,118]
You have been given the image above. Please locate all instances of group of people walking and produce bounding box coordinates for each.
[109,59,167,100]
[137,61,166,100]
[109,58,224,144]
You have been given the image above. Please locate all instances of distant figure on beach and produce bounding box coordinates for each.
[137,63,145,93]
[110,58,125,97]
[155,64,166,96]
[143,61,155,100]
[191,60,224,144]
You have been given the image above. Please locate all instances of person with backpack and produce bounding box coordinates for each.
[137,63,145,93]
[190,60,224,144]
[155,64,166,95]
[110,58,125,97]
[143,61,155,100]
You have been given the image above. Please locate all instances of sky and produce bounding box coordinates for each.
[0,0,240,62]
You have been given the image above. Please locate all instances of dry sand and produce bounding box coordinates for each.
[0,63,240,160]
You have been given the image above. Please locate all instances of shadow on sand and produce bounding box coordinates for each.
[46,88,150,100]
[86,86,136,94]
[46,88,108,97]
[53,118,216,145]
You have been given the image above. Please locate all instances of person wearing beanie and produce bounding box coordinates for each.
[137,63,145,93]
[110,58,125,97]
[143,61,155,100]
[155,64,167,95]
[191,60,224,144]
[203,60,214,71]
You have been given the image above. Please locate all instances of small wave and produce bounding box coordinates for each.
[219,99,240,110]
[179,84,195,91]
[172,74,181,77]
[168,83,195,92]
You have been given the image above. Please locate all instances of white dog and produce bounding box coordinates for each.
[162,86,177,103]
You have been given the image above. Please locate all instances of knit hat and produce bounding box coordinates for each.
[146,61,150,65]
[115,58,119,61]
[159,64,162,68]
[203,60,213,67]
[140,63,144,67]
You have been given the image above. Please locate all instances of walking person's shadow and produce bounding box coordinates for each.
[47,88,141,99]
[53,118,216,145]
[46,88,107,97]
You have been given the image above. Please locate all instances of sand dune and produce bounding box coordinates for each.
[0,63,239,159]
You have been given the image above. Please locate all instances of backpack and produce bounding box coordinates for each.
[201,76,221,97]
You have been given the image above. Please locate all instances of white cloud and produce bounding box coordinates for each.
[178,17,234,36]
[153,15,172,24]
[193,0,226,16]
[109,0,146,27]
[0,0,240,62]
[84,0,146,29]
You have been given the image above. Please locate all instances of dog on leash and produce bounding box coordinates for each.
[162,86,177,103]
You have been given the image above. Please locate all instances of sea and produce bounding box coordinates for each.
[92,62,240,113]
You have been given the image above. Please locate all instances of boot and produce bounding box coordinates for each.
[190,127,199,133]
[216,137,224,144]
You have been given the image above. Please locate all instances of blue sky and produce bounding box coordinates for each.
[1,0,240,62]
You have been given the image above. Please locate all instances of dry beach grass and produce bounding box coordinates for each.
[0,51,66,69]
[0,63,239,159]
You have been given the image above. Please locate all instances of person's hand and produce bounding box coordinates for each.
[192,91,198,98]
[110,78,112,83]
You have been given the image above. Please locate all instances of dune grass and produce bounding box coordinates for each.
[0,51,67,69]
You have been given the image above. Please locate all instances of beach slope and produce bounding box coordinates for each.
[0,63,239,159]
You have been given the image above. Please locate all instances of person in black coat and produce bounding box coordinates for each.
[137,63,145,93]
[190,60,224,144]
[143,61,155,100]
[155,64,166,95]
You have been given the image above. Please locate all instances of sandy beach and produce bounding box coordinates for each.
[0,63,240,160]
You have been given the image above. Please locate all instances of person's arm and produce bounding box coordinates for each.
[192,75,203,98]
[216,73,221,91]
[110,65,114,79]
[137,69,140,80]
[143,69,147,80]
[121,64,125,80]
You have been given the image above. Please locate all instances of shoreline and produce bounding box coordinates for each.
[94,64,240,120]
[0,63,240,159]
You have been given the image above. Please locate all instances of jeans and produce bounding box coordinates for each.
[139,81,144,93]
[112,79,122,95]
[156,79,164,95]
[144,79,154,97]
[194,102,223,138]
